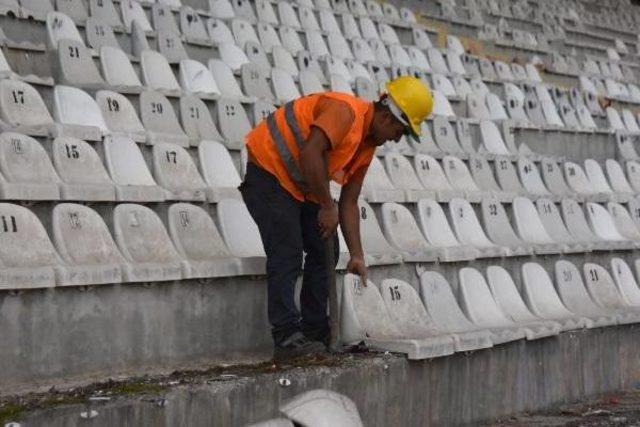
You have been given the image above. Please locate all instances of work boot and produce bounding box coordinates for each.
[273,332,326,361]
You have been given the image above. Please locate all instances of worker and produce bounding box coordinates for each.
[239,76,434,360]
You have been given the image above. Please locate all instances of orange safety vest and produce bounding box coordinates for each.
[246,92,375,202]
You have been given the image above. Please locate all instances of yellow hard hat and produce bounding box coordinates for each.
[385,76,433,138]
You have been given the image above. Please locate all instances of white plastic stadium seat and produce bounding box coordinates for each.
[53,85,107,141]
[416,199,479,262]
[46,11,83,49]
[554,260,619,327]
[341,274,451,359]
[280,390,363,427]
[583,262,640,323]
[512,196,563,254]
[103,135,165,202]
[535,198,586,252]
[362,156,404,202]
[449,198,506,258]
[197,140,242,202]
[113,203,184,282]
[99,47,143,93]
[380,202,438,262]
[0,80,54,137]
[419,270,494,351]
[51,203,123,286]
[216,198,266,275]
[96,90,146,142]
[139,90,190,147]
[521,262,591,331]
[413,154,461,201]
[121,0,153,32]
[610,258,640,307]
[384,152,431,202]
[0,203,59,289]
[0,132,60,200]
[179,59,221,98]
[167,203,239,279]
[458,267,527,344]
[140,50,181,94]
[487,266,562,339]
[52,137,116,201]
[480,198,533,256]
[151,142,207,201]
[379,278,456,358]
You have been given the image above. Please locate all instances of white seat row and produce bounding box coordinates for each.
[336,195,640,266]
[0,132,243,203]
[0,199,267,289]
[341,257,640,358]
[365,150,640,204]
[0,80,253,149]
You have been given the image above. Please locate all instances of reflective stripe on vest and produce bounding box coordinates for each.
[266,101,309,193]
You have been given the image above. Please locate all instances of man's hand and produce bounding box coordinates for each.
[347,255,367,286]
[318,202,339,240]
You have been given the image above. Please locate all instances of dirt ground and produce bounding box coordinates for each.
[487,390,640,427]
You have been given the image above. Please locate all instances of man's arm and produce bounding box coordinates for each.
[298,126,338,239]
[339,168,368,284]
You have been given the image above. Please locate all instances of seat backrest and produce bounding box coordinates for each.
[362,156,396,192]
[419,270,476,331]
[541,158,571,196]
[432,117,464,154]
[521,262,575,319]
[216,98,252,149]
[469,157,500,191]
[379,278,441,338]
[140,49,180,92]
[495,157,525,193]
[459,267,512,326]
[167,203,231,261]
[139,90,188,141]
[120,0,153,32]
[341,274,400,345]
[207,18,235,44]
[103,135,157,187]
[535,198,576,243]
[380,202,431,253]
[606,159,634,193]
[216,198,265,257]
[414,154,454,191]
[585,202,626,242]
[180,6,209,40]
[179,95,223,143]
[480,197,525,247]
[607,202,640,240]
[512,197,556,244]
[479,120,511,156]
[88,0,122,27]
[554,260,603,315]
[442,155,479,192]
[449,198,496,247]
[518,158,550,195]
[179,59,220,96]
[52,136,113,187]
[198,140,241,189]
[416,199,461,247]
[96,90,145,135]
[560,198,600,243]
[0,132,59,185]
[113,203,182,264]
[46,11,83,49]
[209,59,248,99]
[0,203,60,269]
[100,46,141,88]
[564,161,595,195]
[610,257,640,306]
[384,152,422,191]
[0,79,54,128]
[584,159,613,193]
[486,265,538,323]
[357,200,398,259]
[582,262,627,309]
[151,142,206,193]
[53,85,108,131]
[52,203,124,265]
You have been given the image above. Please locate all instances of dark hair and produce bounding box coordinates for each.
[374,93,388,112]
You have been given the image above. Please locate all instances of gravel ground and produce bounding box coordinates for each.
[486,390,640,427]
